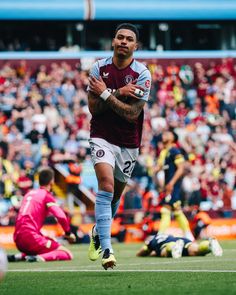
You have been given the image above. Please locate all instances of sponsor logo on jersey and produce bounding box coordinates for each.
[125,75,134,84]
[96,149,105,158]
[102,72,109,79]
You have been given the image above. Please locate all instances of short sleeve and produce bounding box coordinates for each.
[171,148,185,165]
[87,61,100,92]
[136,69,152,102]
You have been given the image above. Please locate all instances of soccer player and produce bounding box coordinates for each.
[7,167,76,263]
[87,23,151,269]
[136,233,223,258]
[155,130,195,241]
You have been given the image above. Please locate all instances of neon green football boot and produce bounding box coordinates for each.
[88,225,102,261]
[102,249,117,270]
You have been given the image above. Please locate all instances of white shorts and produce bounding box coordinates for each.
[89,137,139,183]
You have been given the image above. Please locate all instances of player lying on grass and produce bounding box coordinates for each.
[136,233,223,258]
[7,167,76,263]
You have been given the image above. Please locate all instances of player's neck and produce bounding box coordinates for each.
[112,56,133,69]
[40,185,51,192]
[165,142,173,149]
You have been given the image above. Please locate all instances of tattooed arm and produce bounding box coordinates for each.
[106,95,145,123]
[89,76,145,122]
[88,91,109,116]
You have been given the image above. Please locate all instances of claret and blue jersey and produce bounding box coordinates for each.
[88,57,151,148]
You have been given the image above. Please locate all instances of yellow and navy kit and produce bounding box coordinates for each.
[158,146,185,185]
[146,233,191,256]
[158,147,185,207]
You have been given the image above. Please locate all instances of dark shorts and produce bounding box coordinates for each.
[149,234,192,256]
[160,186,182,208]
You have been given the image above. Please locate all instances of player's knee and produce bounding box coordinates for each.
[98,176,114,193]
[173,208,183,217]
[173,200,182,210]
[161,206,171,215]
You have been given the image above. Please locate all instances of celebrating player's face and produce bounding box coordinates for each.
[112,29,138,58]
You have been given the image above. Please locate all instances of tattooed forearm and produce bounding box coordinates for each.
[88,92,109,115]
[106,94,145,123]
[113,89,121,98]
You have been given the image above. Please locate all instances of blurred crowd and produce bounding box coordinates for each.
[0,57,236,225]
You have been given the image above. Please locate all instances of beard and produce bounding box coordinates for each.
[115,46,132,59]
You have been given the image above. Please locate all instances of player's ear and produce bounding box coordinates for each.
[111,38,115,48]
[134,41,139,51]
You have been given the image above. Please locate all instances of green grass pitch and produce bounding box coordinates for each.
[1,240,236,295]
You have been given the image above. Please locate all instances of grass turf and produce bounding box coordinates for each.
[1,240,236,295]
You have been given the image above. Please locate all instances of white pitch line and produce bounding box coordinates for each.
[76,258,236,268]
[116,258,236,266]
[7,269,236,273]
[7,258,236,271]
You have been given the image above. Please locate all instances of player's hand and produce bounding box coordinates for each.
[165,182,174,195]
[64,232,76,244]
[118,81,145,99]
[88,76,107,96]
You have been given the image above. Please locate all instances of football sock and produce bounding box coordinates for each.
[159,207,171,233]
[174,210,191,233]
[111,199,121,218]
[198,240,211,256]
[95,190,113,252]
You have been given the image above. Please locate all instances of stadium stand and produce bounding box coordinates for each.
[0,55,235,233]
[0,0,236,243]
[0,0,236,51]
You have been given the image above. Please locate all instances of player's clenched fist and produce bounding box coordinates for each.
[118,81,144,99]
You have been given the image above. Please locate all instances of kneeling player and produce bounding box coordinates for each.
[8,167,76,263]
[136,233,223,258]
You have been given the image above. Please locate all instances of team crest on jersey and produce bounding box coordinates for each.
[124,75,134,84]
[96,149,105,158]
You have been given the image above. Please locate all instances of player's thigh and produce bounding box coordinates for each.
[89,137,115,169]
[15,233,60,255]
[172,187,182,209]
[114,147,139,183]
[162,187,182,208]
[89,138,115,190]
[34,236,60,255]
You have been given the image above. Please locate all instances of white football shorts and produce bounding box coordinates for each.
[89,137,139,183]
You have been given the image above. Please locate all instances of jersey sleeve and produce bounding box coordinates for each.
[171,148,185,165]
[45,194,70,233]
[87,61,100,92]
[136,69,152,102]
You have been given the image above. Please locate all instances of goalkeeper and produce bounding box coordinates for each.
[8,167,76,262]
